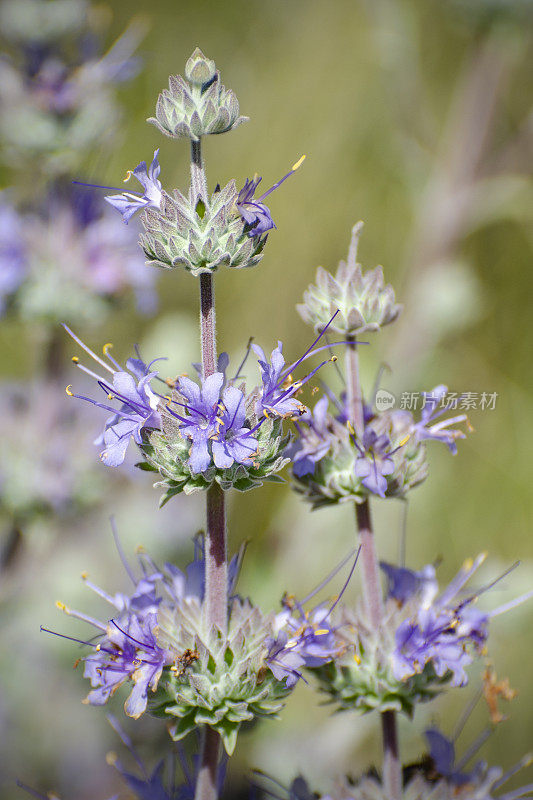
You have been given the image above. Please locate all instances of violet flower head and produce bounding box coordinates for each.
[105,149,163,222]
[414,385,468,454]
[267,550,359,686]
[380,561,438,606]
[392,555,533,687]
[75,150,162,224]
[64,326,162,466]
[211,384,258,469]
[289,395,333,477]
[174,372,224,473]
[237,155,305,237]
[44,532,209,720]
[425,728,472,786]
[253,310,344,421]
[353,427,395,498]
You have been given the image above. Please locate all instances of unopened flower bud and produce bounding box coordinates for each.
[184,47,216,85]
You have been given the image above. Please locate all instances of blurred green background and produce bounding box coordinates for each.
[1,0,533,797]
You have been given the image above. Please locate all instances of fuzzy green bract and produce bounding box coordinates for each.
[140,412,290,505]
[297,223,402,336]
[139,182,266,276]
[147,48,248,141]
[150,596,292,754]
[309,601,452,717]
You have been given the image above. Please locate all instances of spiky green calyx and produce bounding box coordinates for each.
[139,409,290,505]
[297,223,402,335]
[139,182,266,275]
[147,49,248,141]
[151,596,291,755]
[309,601,450,717]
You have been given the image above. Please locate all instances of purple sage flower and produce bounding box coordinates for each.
[105,149,162,222]
[267,550,359,686]
[237,156,305,237]
[413,385,468,454]
[64,326,162,466]
[75,150,162,224]
[392,555,533,687]
[353,428,395,498]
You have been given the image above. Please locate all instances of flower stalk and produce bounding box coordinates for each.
[346,335,402,800]
[193,138,227,800]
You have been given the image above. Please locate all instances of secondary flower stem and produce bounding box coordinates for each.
[346,337,402,800]
[193,141,227,800]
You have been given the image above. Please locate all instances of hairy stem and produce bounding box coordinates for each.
[346,337,402,800]
[194,727,222,800]
[193,141,227,800]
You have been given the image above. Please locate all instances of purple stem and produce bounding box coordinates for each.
[193,140,226,800]
[346,337,401,800]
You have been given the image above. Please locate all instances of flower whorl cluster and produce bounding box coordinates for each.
[310,557,532,716]
[289,224,467,507]
[139,179,267,276]
[289,390,468,508]
[147,48,248,140]
[65,328,335,501]
[297,223,402,335]
[51,536,293,756]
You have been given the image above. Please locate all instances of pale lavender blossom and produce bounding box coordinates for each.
[236,156,305,236]
[105,149,162,223]
[413,385,468,454]
[64,326,162,466]
[392,555,533,687]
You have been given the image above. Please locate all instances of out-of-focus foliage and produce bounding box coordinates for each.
[1,0,532,798]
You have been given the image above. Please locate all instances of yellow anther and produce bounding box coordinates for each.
[65,385,74,396]
[136,544,146,553]
[164,395,172,402]
[312,386,319,395]
[398,434,410,447]
[346,420,355,435]
[314,629,329,636]
[330,355,338,363]
[81,571,88,580]
[106,751,118,766]
[56,600,68,612]
[292,154,306,171]
[123,170,133,183]
[95,644,101,652]
[353,652,361,665]
[463,557,474,571]
[263,410,271,419]
[103,342,113,355]
[71,356,79,363]
[107,393,114,400]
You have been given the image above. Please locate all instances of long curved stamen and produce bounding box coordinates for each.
[63,324,116,374]
[318,546,361,625]
[40,626,108,648]
[55,602,108,632]
[257,155,306,202]
[300,549,358,605]
[233,337,254,381]
[110,517,137,585]
[271,358,334,408]
[279,309,340,381]
[72,180,131,192]
[109,619,156,651]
